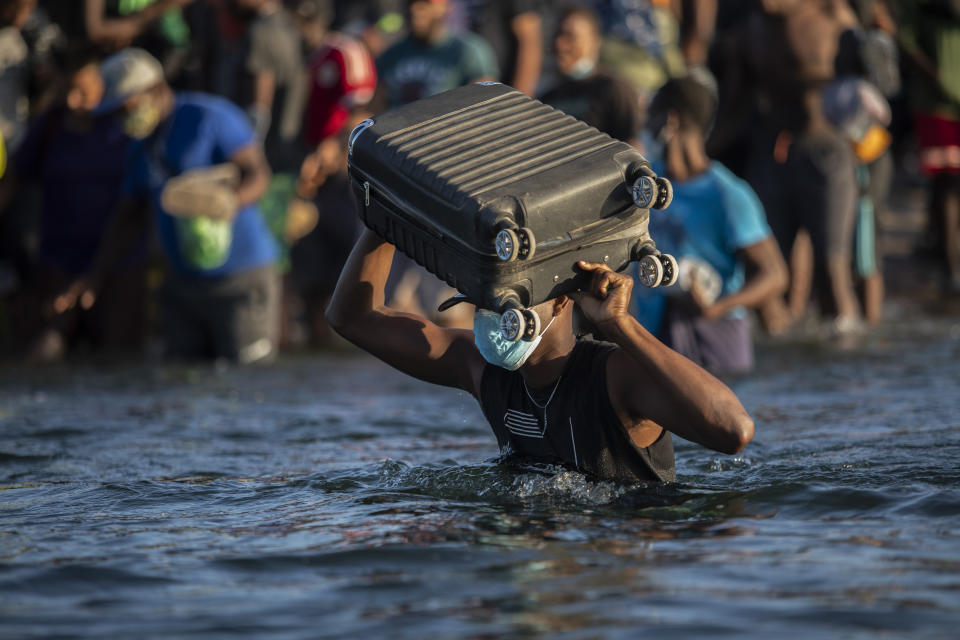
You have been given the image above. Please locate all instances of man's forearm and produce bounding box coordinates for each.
[510,13,542,96]
[235,169,270,208]
[709,269,784,318]
[602,314,754,453]
[326,229,394,330]
[231,147,272,208]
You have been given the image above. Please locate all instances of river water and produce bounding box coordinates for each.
[1,311,959,638]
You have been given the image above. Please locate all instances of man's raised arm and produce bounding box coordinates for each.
[326,229,485,395]
[570,261,755,455]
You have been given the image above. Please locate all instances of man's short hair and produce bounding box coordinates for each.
[648,75,717,134]
[558,4,602,38]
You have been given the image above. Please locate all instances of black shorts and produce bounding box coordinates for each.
[160,264,280,363]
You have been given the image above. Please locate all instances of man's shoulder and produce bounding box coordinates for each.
[175,92,244,120]
[574,336,620,370]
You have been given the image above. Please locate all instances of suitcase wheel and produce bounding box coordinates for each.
[496,228,519,261]
[630,175,659,209]
[495,227,536,262]
[517,227,536,260]
[499,308,541,342]
[638,254,664,288]
[659,253,679,287]
[654,178,674,210]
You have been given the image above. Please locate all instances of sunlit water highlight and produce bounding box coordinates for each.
[2,313,959,638]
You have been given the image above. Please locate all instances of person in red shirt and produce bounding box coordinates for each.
[294,0,377,146]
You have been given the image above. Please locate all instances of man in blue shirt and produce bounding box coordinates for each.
[635,77,788,373]
[59,48,279,363]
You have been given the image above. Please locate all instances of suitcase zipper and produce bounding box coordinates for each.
[363,181,370,207]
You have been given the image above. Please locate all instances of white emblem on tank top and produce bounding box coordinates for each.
[523,373,580,470]
[499,375,563,440]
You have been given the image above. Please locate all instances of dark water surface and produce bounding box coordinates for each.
[2,314,960,638]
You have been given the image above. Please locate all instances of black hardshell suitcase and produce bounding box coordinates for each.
[347,82,676,341]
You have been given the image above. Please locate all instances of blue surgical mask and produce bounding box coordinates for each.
[473,309,556,371]
[565,57,597,80]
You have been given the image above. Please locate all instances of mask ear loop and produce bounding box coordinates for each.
[539,314,557,339]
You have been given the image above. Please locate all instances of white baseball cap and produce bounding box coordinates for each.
[95,48,165,114]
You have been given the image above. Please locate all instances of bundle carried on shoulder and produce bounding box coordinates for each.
[348,82,676,341]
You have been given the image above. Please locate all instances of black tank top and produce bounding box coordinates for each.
[478,338,676,483]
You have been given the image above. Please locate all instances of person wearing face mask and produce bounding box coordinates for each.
[634,76,788,374]
[539,5,640,143]
[58,47,279,363]
[326,227,756,484]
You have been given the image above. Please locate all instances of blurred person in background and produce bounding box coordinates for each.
[461,0,543,96]
[899,0,960,295]
[59,48,279,363]
[674,0,717,69]
[714,0,862,335]
[591,0,686,104]
[331,0,405,58]
[375,0,497,108]
[375,0,498,327]
[821,0,899,325]
[0,0,43,344]
[221,0,307,172]
[634,76,787,374]
[0,47,143,361]
[0,0,35,151]
[539,4,640,143]
[84,0,195,80]
[296,0,377,148]
[291,109,368,346]
[289,0,375,345]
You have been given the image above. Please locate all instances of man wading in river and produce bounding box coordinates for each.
[327,232,755,482]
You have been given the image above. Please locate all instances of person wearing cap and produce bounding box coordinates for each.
[59,47,279,363]
[326,229,756,484]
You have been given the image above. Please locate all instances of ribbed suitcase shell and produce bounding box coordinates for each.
[348,83,661,313]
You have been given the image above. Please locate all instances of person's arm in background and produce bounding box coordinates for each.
[85,0,194,50]
[326,229,486,394]
[212,98,272,208]
[54,195,150,313]
[250,71,275,141]
[509,10,542,96]
[676,0,717,67]
[696,173,787,320]
[246,16,281,141]
[572,261,755,454]
[697,236,788,321]
[231,144,272,208]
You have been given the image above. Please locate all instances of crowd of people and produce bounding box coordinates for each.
[0,0,957,371]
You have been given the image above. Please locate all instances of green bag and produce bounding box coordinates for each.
[175,216,233,270]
